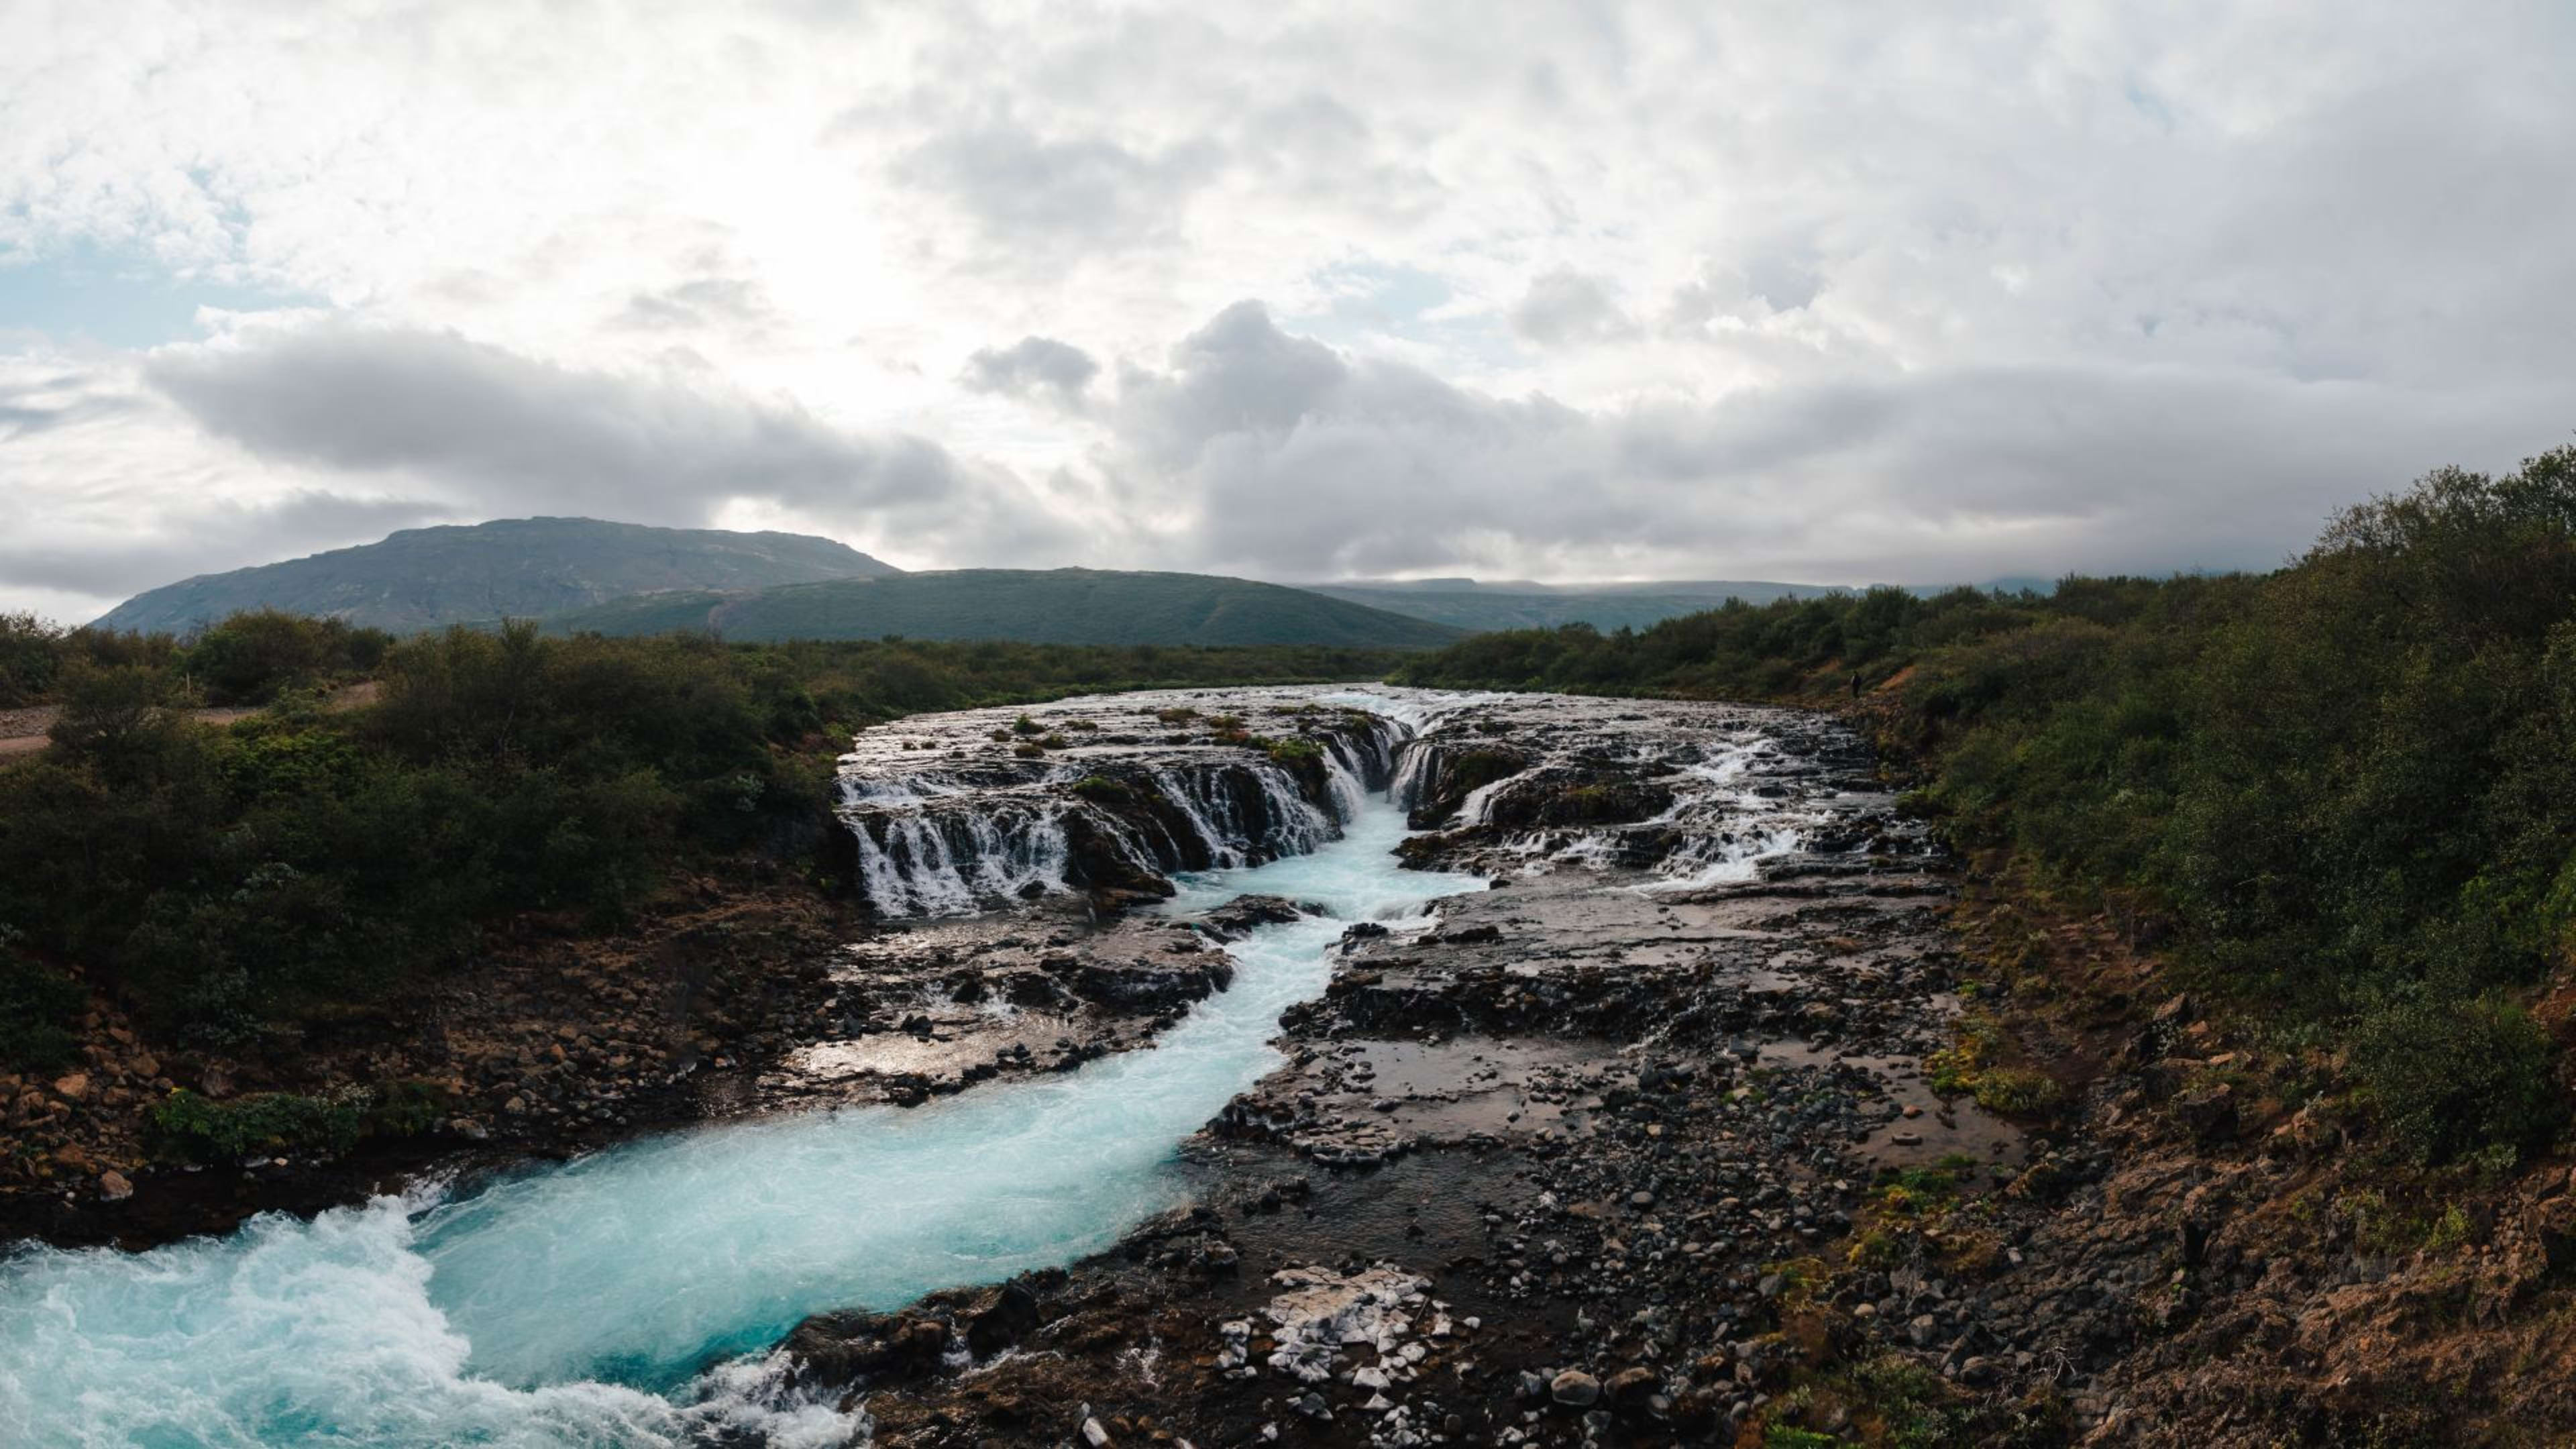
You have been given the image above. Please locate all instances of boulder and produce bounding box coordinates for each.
[2173,1082,2239,1144]
[1550,1369,1603,1407]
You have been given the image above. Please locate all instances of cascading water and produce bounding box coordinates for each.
[1150,767,1247,868]
[836,699,1407,919]
[0,735,1481,1449]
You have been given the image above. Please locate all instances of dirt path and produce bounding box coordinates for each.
[0,682,380,756]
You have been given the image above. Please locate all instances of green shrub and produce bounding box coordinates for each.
[1398,447,2576,1157]
[2353,996,2559,1165]
[146,1081,450,1164]
[1972,1067,2064,1116]
[1070,775,1132,804]
[1264,736,1326,765]
[0,616,1425,1055]
[182,610,390,705]
[0,942,85,1072]
[0,612,65,707]
[45,661,200,771]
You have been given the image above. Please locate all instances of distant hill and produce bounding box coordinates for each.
[544,568,1467,649]
[1305,578,1847,633]
[95,517,900,635]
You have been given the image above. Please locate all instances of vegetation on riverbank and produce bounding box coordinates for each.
[0,620,1409,1064]
[1399,446,2576,1166]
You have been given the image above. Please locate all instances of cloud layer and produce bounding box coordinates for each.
[3,2,2572,617]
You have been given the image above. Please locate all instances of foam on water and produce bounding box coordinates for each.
[0,795,1481,1448]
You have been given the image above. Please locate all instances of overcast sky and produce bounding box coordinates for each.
[5,2,2572,621]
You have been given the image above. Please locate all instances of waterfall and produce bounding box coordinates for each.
[0,796,1489,1448]
[848,802,1075,917]
[1151,767,1246,869]
[1318,735,1370,820]
[1389,740,1432,808]
[836,696,1416,920]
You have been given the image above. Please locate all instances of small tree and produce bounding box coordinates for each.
[0,612,66,707]
[46,662,199,773]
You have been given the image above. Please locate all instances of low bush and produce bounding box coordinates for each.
[181,610,390,705]
[0,623,1405,1053]
[1264,736,1326,765]
[2352,996,2559,1167]
[0,942,85,1072]
[1070,775,1132,804]
[146,1081,446,1165]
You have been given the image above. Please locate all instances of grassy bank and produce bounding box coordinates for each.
[0,616,1408,1067]
[1399,447,2576,1167]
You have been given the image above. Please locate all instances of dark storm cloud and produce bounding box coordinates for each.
[961,335,1100,411]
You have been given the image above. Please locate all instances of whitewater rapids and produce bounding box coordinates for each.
[0,796,1485,1448]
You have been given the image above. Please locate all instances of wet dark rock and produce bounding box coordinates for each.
[722,690,2092,1448]
[1203,896,1306,936]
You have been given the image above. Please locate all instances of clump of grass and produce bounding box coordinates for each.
[1070,775,1132,804]
[1926,1015,2062,1116]
[1265,736,1326,765]
[149,1081,445,1165]
[1972,1067,2063,1115]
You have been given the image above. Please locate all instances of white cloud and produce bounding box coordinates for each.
[1,1,2571,616]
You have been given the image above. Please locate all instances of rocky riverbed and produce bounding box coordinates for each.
[759,686,2100,1448]
[0,685,2116,1446]
[18,685,2566,1447]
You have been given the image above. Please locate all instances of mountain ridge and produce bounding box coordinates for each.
[93,517,901,635]
[541,567,1466,649]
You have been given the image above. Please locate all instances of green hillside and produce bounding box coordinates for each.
[545,568,1466,648]
[1307,581,1842,632]
[95,517,900,635]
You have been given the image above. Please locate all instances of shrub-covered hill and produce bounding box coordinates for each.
[95,517,900,635]
[1306,581,1838,633]
[543,568,1468,649]
[1398,445,2576,1168]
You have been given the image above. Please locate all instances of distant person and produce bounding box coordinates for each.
[1849,671,1863,700]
